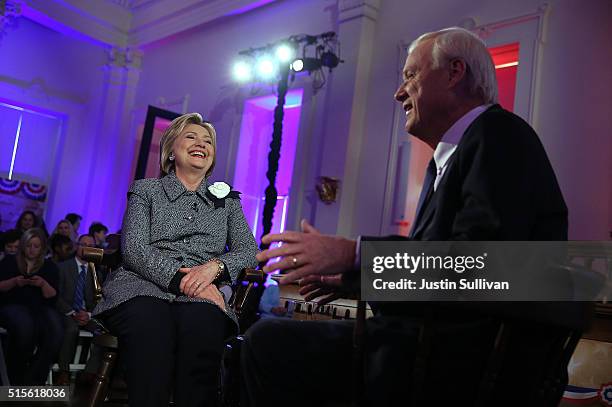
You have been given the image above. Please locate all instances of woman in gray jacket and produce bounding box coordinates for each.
[94,113,258,407]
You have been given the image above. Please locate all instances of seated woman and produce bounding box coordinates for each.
[15,210,40,234]
[93,113,258,407]
[0,228,64,385]
[52,219,74,240]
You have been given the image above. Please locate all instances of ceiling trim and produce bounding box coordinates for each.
[19,0,276,48]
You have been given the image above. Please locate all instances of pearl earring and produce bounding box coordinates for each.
[169,153,175,161]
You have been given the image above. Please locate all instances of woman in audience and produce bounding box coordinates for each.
[94,113,258,407]
[52,219,74,240]
[65,213,82,241]
[0,228,64,385]
[15,210,39,233]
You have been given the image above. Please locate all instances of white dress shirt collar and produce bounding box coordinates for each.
[432,104,491,190]
[75,256,88,271]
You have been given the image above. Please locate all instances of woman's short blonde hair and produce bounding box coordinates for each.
[159,113,217,178]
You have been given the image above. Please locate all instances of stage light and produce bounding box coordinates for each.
[291,58,304,72]
[291,57,321,73]
[275,43,294,63]
[233,61,252,82]
[256,57,276,79]
[320,51,340,70]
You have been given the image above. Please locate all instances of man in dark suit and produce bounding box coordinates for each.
[242,27,567,406]
[55,234,97,385]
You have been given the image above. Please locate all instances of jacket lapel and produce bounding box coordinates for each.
[412,189,439,238]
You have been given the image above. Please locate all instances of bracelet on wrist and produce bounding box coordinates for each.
[211,258,225,281]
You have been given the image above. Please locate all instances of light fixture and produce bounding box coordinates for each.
[255,57,276,79]
[290,59,304,72]
[320,51,340,70]
[290,57,321,73]
[230,31,342,251]
[232,60,252,82]
[275,43,295,63]
[233,31,342,85]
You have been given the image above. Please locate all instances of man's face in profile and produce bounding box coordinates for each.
[394,39,449,144]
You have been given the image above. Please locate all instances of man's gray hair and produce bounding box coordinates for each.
[410,27,498,104]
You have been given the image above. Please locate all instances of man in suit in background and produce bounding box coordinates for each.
[55,234,97,385]
[88,222,109,249]
[242,27,567,406]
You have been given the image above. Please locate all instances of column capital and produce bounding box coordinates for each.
[338,0,381,23]
[107,46,144,70]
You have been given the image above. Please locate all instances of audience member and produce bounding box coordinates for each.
[52,220,74,240]
[0,228,63,385]
[88,222,109,248]
[48,233,75,264]
[93,113,258,407]
[65,213,82,241]
[55,234,98,385]
[0,229,21,261]
[15,210,40,233]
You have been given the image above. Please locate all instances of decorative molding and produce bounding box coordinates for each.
[0,73,85,105]
[127,0,276,47]
[108,47,144,69]
[19,0,277,48]
[154,94,190,114]
[469,3,549,41]
[0,0,24,41]
[21,0,130,47]
[338,0,380,23]
[106,0,133,10]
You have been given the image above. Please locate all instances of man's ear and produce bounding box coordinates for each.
[448,58,468,88]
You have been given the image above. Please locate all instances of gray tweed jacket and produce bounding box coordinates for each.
[92,171,258,328]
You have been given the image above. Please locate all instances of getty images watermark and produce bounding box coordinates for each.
[361,241,610,302]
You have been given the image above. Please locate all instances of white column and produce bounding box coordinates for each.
[86,47,142,229]
[313,0,380,237]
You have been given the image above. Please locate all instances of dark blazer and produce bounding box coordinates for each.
[411,104,567,241]
[362,106,572,405]
[370,105,568,318]
[56,258,96,315]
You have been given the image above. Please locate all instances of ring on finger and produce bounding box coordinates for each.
[292,257,298,266]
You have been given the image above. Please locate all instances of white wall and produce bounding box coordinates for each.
[0,17,109,234]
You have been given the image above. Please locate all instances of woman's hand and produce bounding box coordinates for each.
[0,276,27,292]
[14,275,29,287]
[195,284,226,311]
[27,275,46,287]
[28,275,57,298]
[179,261,219,297]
